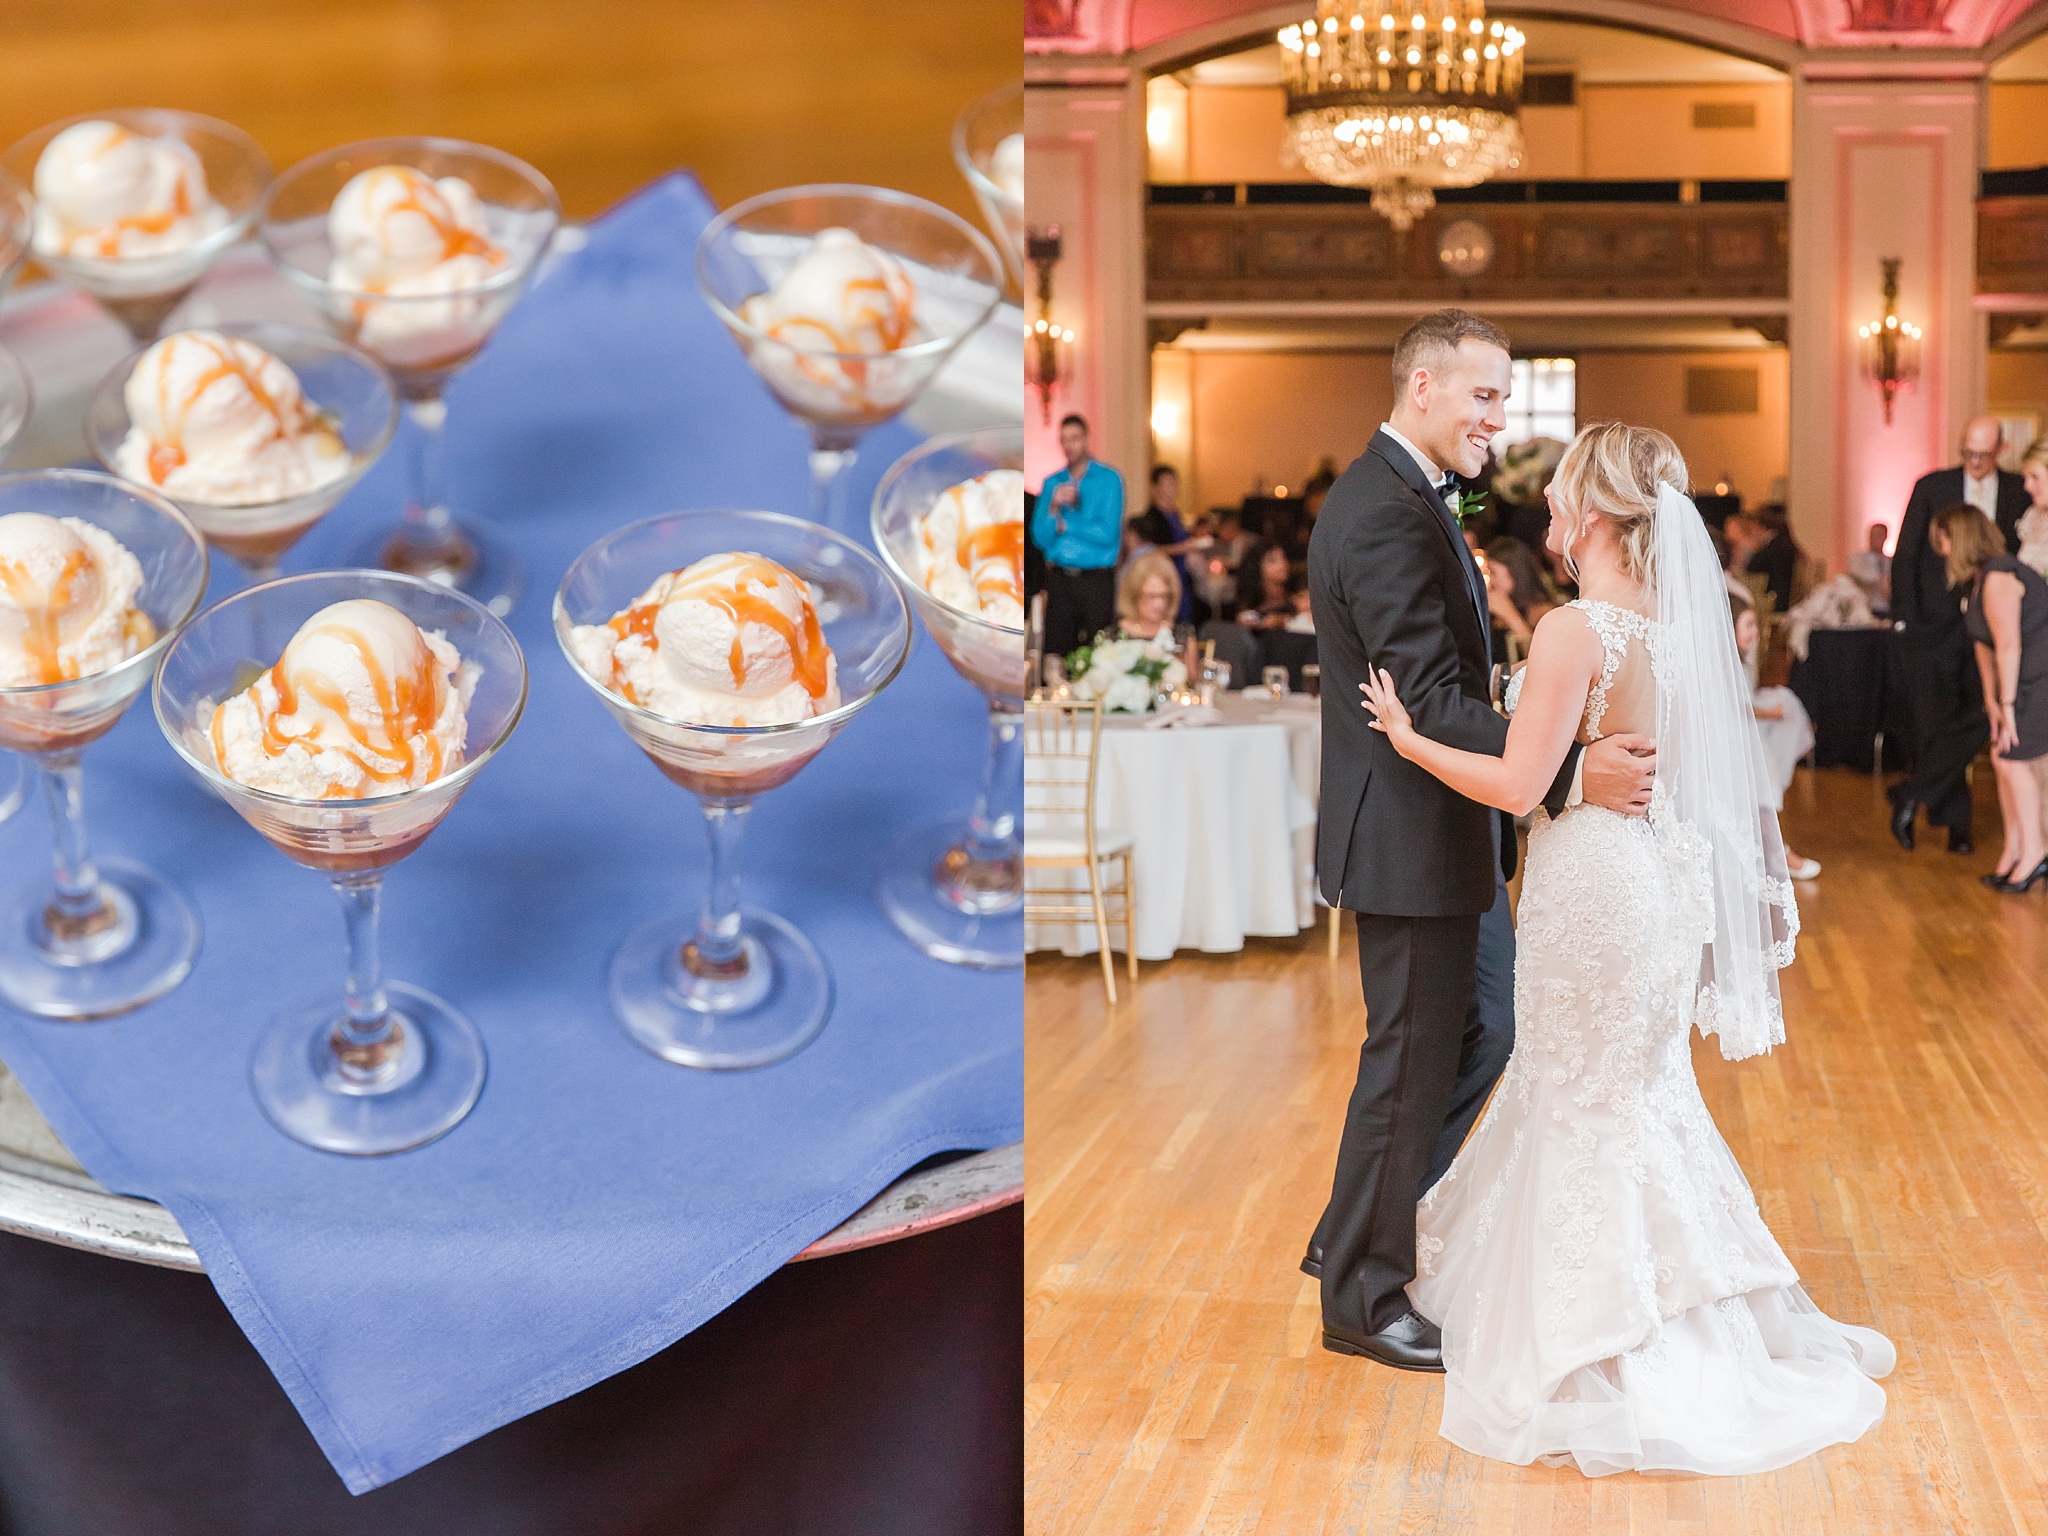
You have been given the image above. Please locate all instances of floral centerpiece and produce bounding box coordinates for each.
[1064,635,1187,713]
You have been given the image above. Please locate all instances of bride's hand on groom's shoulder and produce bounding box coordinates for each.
[1359,667,1418,755]
[1582,733,1657,816]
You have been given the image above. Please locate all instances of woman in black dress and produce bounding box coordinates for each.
[1933,504,2048,892]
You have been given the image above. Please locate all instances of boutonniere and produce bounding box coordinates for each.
[1456,490,1488,528]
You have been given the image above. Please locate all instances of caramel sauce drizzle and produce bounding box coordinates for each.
[141,334,300,486]
[212,620,450,798]
[758,258,916,402]
[350,167,506,295]
[0,548,91,684]
[71,127,207,257]
[606,554,831,702]
[920,486,1023,613]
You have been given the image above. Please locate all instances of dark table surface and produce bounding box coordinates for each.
[1787,626,1911,773]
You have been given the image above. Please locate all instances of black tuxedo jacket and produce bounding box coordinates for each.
[1310,429,1580,917]
[1893,467,2027,637]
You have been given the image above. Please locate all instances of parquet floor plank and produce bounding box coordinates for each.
[1028,768,2048,1532]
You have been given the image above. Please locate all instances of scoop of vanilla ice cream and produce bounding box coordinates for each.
[112,331,350,506]
[0,512,153,688]
[210,598,476,798]
[991,133,1023,203]
[568,552,841,727]
[740,228,919,357]
[915,469,1025,629]
[32,120,229,260]
[328,165,504,293]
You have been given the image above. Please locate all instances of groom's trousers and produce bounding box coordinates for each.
[1314,877,1515,1336]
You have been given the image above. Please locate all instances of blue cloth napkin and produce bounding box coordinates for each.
[0,174,1021,1495]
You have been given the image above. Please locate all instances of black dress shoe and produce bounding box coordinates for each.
[1891,799,1917,851]
[1300,1243,1324,1280]
[1949,829,1975,855]
[1323,1311,1444,1373]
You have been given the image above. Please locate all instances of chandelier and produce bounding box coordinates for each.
[1278,1,1526,230]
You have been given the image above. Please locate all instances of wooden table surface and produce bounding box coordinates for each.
[0,0,1019,225]
[1026,765,2048,1534]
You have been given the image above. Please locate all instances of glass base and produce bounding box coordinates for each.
[0,859,201,1021]
[610,906,832,1070]
[0,754,22,824]
[353,516,526,618]
[250,981,486,1155]
[876,814,1023,969]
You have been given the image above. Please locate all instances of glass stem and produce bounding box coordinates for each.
[39,752,107,927]
[939,704,1025,912]
[404,396,453,541]
[806,423,862,532]
[329,873,400,1079]
[686,798,753,978]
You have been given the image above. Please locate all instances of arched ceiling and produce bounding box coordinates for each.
[1026,0,2048,62]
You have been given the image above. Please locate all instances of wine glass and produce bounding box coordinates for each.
[0,471,209,1020]
[0,345,31,826]
[0,110,273,341]
[259,137,561,615]
[952,83,1025,295]
[555,510,912,1068]
[870,428,1024,968]
[153,571,527,1155]
[695,186,1002,534]
[86,323,399,585]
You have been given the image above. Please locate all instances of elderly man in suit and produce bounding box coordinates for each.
[1299,308,1657,1372]
[1888,416,2029,854]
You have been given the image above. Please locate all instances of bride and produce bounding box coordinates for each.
[1358,422,1893,1477]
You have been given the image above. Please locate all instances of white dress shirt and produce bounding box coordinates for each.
[1965,470,2000,523]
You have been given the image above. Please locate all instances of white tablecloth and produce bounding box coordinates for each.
[1025,694,1323,960]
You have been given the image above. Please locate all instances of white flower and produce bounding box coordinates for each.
[1103,673,1153,713]
[1162,659,1188,690]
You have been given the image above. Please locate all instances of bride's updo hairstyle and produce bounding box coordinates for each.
[1549,421,1688,588]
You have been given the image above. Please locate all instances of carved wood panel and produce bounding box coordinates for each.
[1148,200,1789,304]
[1979,197,2048,293]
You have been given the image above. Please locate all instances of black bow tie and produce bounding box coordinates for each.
[1437,474,1458,499]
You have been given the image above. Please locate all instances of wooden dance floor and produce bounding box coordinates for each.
[1026,766,2048,1534]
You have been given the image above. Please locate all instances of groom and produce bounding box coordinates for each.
[1302,309,1656,1371]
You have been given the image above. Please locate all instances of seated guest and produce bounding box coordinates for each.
[1732,590,1821,880]
[1482,536,1557,659]
[1131,466,1205,625]
[1109,551,1193,650]
[1729,506,1800,612]
[1233,540,1300,631]
[2019,438,2048,581]
[1930,504,2048,892]
[1848,522,1892,617]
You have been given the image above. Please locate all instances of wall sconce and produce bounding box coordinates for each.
[1026,224,1076,424]
[1857,257,1921,426]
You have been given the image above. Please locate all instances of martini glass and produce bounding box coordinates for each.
[555,510,911,1069]
[0,471,209,1020]
[0,345,32,825]
[259,137,561,615]
[871,428,1025,967]
[153,570,527,1154]
[952,83,1025,296]
[86,322,399,584]
[695,186,1002,535]
[0,110,272,341]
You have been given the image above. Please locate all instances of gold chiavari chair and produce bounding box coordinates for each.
[1023,697,1136,1004]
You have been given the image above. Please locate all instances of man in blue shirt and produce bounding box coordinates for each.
[1031,413,1124,657]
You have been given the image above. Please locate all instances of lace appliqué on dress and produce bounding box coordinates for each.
[1568,599,1653,742]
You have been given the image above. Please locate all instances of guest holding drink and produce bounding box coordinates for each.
[1929,505,2048,892]
[1031,412,1124,657]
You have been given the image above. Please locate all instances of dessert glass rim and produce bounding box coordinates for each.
[870,428,1025,641]
[86,320,400,513]
[0,467,207,700]
[151,566,529,809]
[951,81,1024,217]
[258,133,563,306]
[694,181,1004,364]
[552,507,913,739]
[0,340,33,422]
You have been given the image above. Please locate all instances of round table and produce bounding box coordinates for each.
[1026,692,1322,960]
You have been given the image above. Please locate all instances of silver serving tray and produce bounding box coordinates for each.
[0,230,1023,1271]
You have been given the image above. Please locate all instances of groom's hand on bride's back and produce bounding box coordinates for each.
[1583,734,1656,816]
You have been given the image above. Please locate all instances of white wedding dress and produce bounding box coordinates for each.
[1408,600,1893,1477]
